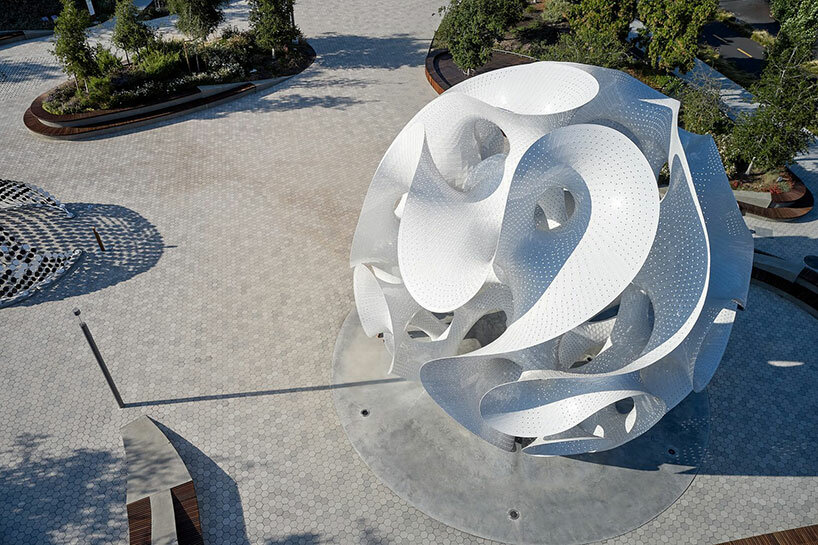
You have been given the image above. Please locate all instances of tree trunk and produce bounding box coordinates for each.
[183,42,192,72]
[74,76,80,92]
[272,47,276,59]
[124,49,129,65]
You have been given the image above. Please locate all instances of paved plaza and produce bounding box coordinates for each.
[1,1,817,544]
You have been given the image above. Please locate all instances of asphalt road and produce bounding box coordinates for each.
[700,21,766,76]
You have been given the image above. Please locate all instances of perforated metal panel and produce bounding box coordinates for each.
[349,61,753,456]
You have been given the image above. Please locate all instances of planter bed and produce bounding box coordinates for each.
[24,43,315,140]
[734,174,813,220]
[425,48,535,94]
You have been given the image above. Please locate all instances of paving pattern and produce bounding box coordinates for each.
[1,2,817,544]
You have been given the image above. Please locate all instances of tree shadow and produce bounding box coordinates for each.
[153,421,251,545]
[264,533,330,545]
[307,33,429,71]
[0,59,61,83]
[1,203,164,306]
[0,433,125,545]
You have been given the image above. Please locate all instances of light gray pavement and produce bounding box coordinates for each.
[1,2,818,545]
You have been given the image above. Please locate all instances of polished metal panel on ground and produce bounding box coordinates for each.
[332,310,710,545]
[349,61,753,456]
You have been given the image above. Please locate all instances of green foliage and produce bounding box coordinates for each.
[730,45,818,171]
[86,75,114,106]
[137,48,184,80]
[638,0,717,73]
[540,0,571,24]
[678,77,728,135]
[437,0,526,71]
[112,0,154,59]
[770,0,800,22]
[569,0,635,42]
[774,0,818,53]
[167,0,225,40]
[52,0,98,85]
[249,0,300,56]
[94,43,122,75]
[533,26,629,68]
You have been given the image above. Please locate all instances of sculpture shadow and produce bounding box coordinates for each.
[0,433,125,545]
[154,421,251,545]
[1,203,163,306]
[570,283,818,476]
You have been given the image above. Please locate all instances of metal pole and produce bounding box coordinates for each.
[73,308,124,408]
[92,227,105,252]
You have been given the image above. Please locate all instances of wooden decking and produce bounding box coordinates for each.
[171,481,204,545]
[718,524,818,544]
[126,496,151,545]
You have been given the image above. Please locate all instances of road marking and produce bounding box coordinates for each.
[713,34,729,44]
[737,48,753,58]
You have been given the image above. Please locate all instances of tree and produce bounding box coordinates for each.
[569,0,636,43]
[535,27,629,68]
[773,0,818,53]
[638,0,717,73]
[730,44,818,172]
[249,0,300,59]
[52,0,97,91]
[112,0,154,64]
[167,0,225,41]
[437,0,526,72]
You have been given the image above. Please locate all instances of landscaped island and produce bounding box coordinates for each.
[25,0,313,138]
[430,0,817,208]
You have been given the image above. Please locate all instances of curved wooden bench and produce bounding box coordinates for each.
[424,48,536,94]
[752,250,818,317]
[122,416,204,545]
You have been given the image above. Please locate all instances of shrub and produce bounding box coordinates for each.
[533,26,629,68]
[86,76,114,107]
[437,0,526,72]
[95,44,123,75]
[541,0,571,24]
[137,48,184,80]
[679,77,728,135]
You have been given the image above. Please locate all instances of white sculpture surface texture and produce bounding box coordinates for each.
[350,62,753,456]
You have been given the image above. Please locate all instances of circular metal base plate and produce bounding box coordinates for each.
[331,310,710,545]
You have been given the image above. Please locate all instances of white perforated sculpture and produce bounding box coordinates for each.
[350,62,753,456]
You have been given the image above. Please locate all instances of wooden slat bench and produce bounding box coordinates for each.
[122,416,204,545]
[717,523,818,544]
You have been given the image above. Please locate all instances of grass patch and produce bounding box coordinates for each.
[750,30,775,49]
[713,9,754,37]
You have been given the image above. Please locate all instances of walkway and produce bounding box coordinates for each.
[0,3,817,544]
